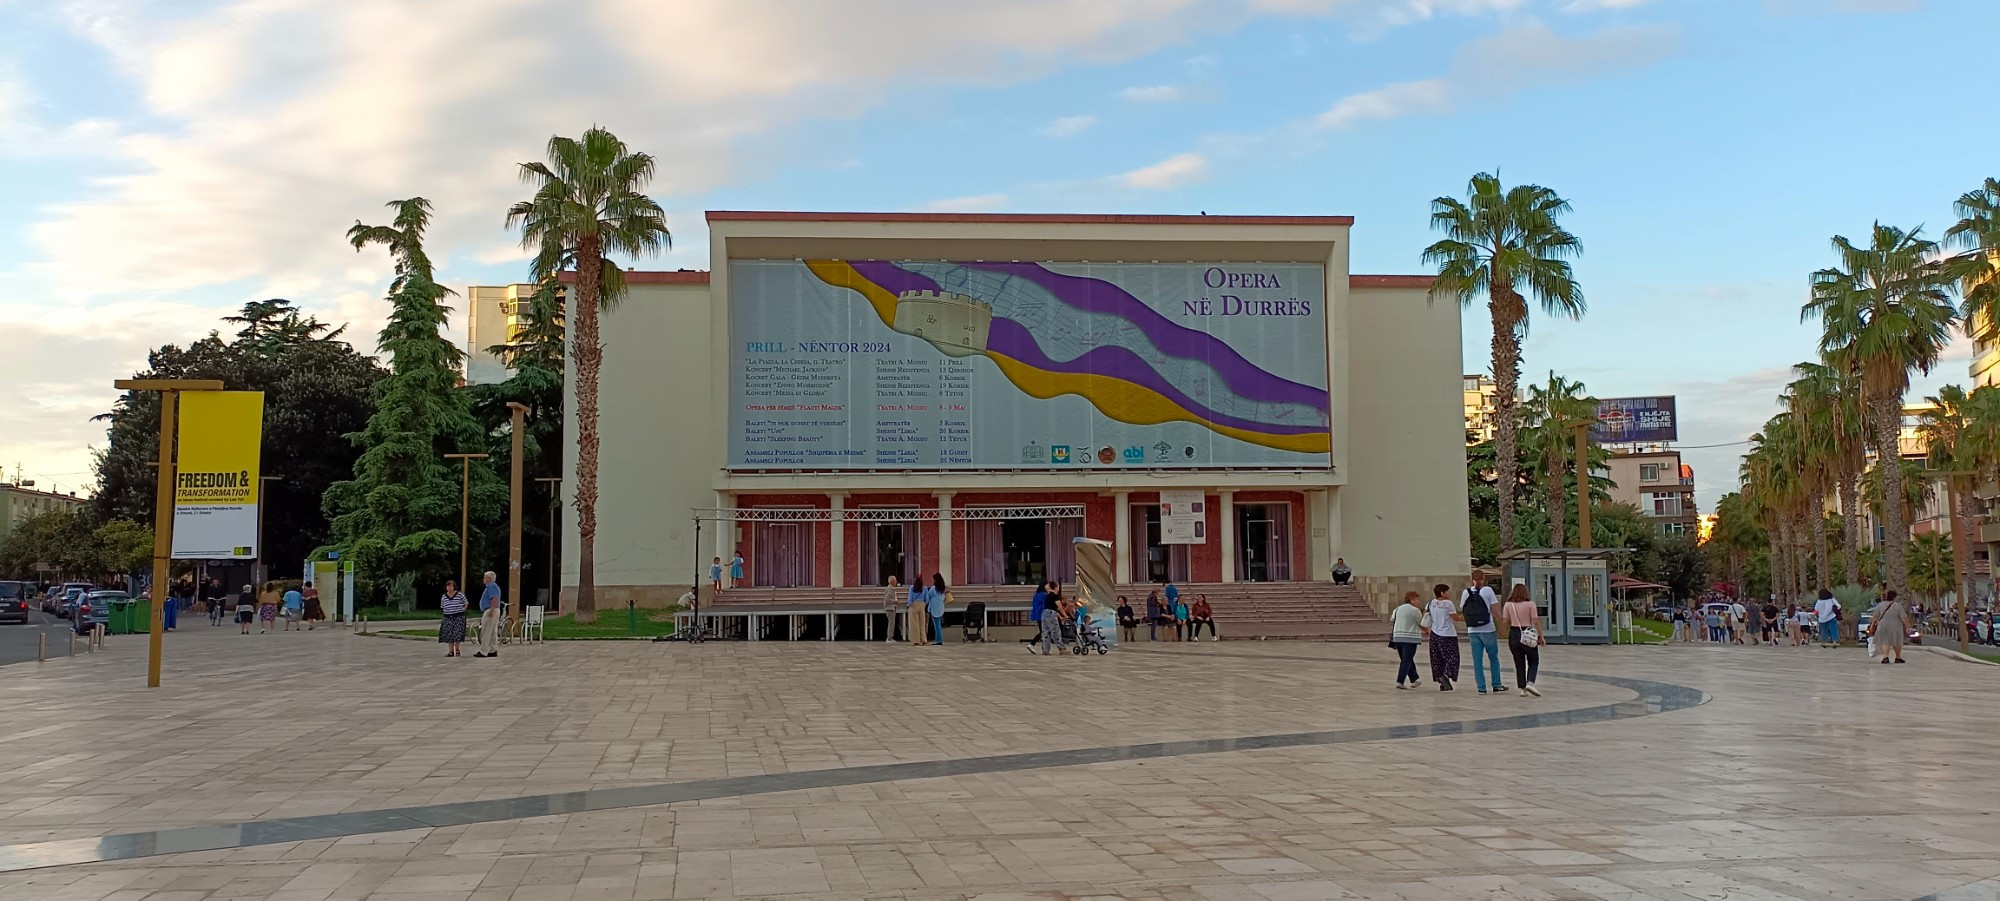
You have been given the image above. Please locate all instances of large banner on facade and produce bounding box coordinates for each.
[728,260,1330,470]
[1592,396,1678,444]
[171,391,264,559]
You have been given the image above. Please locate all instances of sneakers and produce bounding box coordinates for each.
[1440,680,1453,692]
[1493,685,1509,693]
[1395,683,1408,690]
[1523,683,1541,697]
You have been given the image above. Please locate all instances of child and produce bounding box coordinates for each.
[709,557,723,592]
[729,550,745,588]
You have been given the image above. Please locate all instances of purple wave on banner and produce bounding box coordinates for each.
[959,261,1327,410]
[982,318,1323,436]
[840,259,1327,434]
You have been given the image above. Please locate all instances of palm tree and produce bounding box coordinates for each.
[1917,385,1981,630]
[1947,178,2000,344]
[1801,224,1958,596]
[1907,531,1954,606]
[1709,492,1765,595]
[1424,173,1585,552]
[1522,373,1595,548]
[1787,359,1867,586]
[508,128,672,623]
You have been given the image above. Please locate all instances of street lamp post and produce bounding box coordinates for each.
[443,453,490,593]
[114,377,223,688]
[536,477,561,613]
[505,403,528,633]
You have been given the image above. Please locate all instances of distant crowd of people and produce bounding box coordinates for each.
[1665,587,1946,664]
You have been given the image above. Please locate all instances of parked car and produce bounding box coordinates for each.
[0,581,28,624]
[56,583,96,618]
[72,590,122,634]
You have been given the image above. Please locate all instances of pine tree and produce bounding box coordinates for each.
[323,198,505,607]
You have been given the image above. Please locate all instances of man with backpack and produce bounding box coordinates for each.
[1461,572,1506,694]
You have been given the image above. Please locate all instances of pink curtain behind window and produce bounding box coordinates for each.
[966,519,1004,584]
[1046,516,1082,588]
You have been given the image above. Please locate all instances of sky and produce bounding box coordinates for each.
[1,0,1991,512]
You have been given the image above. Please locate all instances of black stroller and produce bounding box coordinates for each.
[961,602,987,642]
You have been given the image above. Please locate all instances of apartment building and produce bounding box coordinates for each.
[1604,448,1698,536]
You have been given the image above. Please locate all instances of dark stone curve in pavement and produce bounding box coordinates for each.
[0,666,1705,874]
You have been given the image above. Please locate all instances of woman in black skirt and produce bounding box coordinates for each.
[439,580,469,657]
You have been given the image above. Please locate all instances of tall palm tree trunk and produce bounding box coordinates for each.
[1491,287,1523,552]
[1773,517,1791,606]
[1796,508,1815,596]
[1809,487,1829,592]
[1954,478,1974,649]
[1546,443,1566,548]
[571,235,604,624]
[1872,389,1908,594]
[1838,472,1860,586]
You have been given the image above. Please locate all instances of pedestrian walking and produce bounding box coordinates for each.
[303,585,324,629]
[1032,582,1064,655]
[1814,588,1841,648]
[881,576,903,643]
[235,584,256,635]
[1671,606,1687,643]
[257,586,277,634]
[439,580,469,657]
[1188,594,1216,640]
[1390,591,1423,689]
[281,585,304,631]
[1745,599,1763,645]
[924,574,947,646]
[1730,598,1748,645]
[1760,601,1779,646]
[1868,589,1909,664]
[1145,590,1166,642]
[1424,583,1460,691]
[1501,583,1543,696]
[1461,574,1505,694]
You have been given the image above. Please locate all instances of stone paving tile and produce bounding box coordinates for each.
[3,629,1998,899]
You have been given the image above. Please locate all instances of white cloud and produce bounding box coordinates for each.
[6,0,1354,482]
[1040,114,1097,137]
[1119,151,1208,189]
[1316,78,1450,129]
[1119,84,1181,102]
[922,193,1010,212]
[1313,21,1678,130]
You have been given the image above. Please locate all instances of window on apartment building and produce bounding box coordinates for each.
[1640,464,1661,482]
[1660,522,1686,536]
[1642,493,1681,517]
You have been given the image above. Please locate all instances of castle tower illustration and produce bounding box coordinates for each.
[891,290,992,357]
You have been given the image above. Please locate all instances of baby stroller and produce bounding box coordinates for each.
[1070,615,1111,655]
[961,602,986,642]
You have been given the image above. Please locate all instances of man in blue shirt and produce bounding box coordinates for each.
[475,571,503,658]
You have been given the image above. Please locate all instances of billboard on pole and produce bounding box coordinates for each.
[1592,396,1678,444]
[728,260,1330,470]
[171,391,265,559]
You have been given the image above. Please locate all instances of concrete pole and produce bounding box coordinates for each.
[507,403,528,631]
[1574,423,1591,549]
[146,390,177,688]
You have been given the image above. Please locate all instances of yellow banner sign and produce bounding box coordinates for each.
[172,391,265,559]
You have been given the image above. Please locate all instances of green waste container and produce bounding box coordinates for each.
[129,598,150,634]
[107,598,138,635]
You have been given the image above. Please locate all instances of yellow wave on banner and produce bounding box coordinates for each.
[986,353,1330,455]
[801,259,1329,454]
[805,259,899,325]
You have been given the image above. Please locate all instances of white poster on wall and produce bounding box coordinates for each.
[1160,490,1206,545]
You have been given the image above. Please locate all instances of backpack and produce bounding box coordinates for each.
[1462,588,1492,628]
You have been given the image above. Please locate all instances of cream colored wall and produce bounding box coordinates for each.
[1337,285,1471,596]
[465,285,514,386]
[560,281,715,604]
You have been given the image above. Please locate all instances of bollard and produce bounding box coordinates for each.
[38,632,45,662]
[628,599,637,635]
[69,631,75,656]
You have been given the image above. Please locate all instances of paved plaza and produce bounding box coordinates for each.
[0,625,1996,901]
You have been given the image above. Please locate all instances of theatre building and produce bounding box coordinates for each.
[559,211,1470,635]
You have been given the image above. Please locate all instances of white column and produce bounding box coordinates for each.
[1308,488,1332,583]
[936,492,955,585]
[829,493,846,588]
[1326,487,1343,581]
[1113,491,1132,584]
[1220,490,1237,583]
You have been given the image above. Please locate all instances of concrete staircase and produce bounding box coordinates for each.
[705,581,1386,641]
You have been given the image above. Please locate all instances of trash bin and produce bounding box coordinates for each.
[130,598,151,634]
[107,598,137,635]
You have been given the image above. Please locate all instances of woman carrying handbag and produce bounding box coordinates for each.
[1500,584,1543,697]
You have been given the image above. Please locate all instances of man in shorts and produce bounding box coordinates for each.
[282,585,304,631]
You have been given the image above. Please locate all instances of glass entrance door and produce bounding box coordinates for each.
[1235,504,1292,582]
